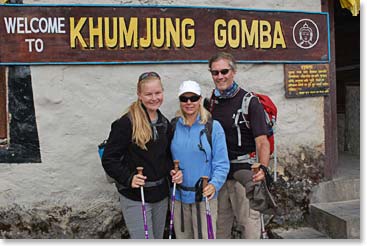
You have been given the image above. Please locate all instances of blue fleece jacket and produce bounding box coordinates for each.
[170,115,229,204]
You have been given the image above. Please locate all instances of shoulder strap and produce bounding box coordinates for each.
[241,91,258,128]
[204,89,216,113]
[199,117,213,151]
[242,91,256,115]
[204,117,213,149]
[173,116,213,150]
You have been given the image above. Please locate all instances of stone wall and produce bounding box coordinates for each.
[0,202,129,239]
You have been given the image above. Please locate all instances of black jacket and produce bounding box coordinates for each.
[102,109,173,203]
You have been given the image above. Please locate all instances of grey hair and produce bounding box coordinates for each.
[208,52,237,71]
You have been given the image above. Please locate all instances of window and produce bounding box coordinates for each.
[1,0,41,163]
[0,66,41,163]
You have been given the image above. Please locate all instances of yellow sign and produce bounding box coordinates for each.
[285,64,330,98]
[0,5,330,65]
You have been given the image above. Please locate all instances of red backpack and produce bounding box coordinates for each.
[240,92,277,154]
[205,90,277,155]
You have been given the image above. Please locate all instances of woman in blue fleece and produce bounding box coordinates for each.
[170,80,229,239]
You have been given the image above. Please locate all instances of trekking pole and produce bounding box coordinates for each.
[169,160,180,239]
[272,118,278,182]
[137,167,149,239]
[251,163,269,239]
[202,176,214,239]
[260,213,269,239]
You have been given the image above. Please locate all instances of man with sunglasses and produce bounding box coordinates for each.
[205,52,270,239]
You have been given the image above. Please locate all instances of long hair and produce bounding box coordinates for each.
[176,101,211,126]
[128,72,162,150]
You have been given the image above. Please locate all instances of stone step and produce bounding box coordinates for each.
[271,226,329,239]
[310,178,360,204]
[307,199,360,239]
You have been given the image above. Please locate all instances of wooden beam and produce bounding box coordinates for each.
[321,0,338,179]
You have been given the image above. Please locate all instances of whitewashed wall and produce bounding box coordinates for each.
[0,0,324,209]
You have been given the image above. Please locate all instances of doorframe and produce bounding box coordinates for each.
[322,0,338,179]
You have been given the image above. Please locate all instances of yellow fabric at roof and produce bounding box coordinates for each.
[340,0,360,16]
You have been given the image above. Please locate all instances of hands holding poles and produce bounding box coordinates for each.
[132,166,147,188]
[252,162,266,183]
[170,160,183,184]
[202,177,216,200]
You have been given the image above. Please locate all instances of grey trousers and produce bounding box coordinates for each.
[119,194,168,239]
[216,179,260,239]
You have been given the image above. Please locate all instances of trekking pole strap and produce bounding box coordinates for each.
[196,202,203,239]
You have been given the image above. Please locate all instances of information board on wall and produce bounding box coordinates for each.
[284,64,330,97]
[0,4,330,65]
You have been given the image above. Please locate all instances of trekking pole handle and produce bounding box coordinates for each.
[173,160,180,172]
[251,163,261,174]
[137,166,144,176]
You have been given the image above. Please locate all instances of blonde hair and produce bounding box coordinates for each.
[128,72,163,150]
[176,102,211,126]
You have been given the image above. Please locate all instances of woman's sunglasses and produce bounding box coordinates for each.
[209,68,231,76]
[179,95,201,103]
[138,71,160,82]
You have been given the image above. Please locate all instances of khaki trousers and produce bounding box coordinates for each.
[173,199,218,239]
[216,180,261,239]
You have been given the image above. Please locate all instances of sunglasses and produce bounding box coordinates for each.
[179,95,201,103]
[138,71,160,82]
[209,68,231,76]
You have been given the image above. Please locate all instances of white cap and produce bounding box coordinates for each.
[178,80,201,97]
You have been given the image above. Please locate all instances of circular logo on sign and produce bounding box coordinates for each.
[292,19,319,49]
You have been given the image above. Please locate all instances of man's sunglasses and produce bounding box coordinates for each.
[179,95,201,103]
[209,68,231,76]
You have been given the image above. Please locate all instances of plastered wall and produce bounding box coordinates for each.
[0,0,325,210]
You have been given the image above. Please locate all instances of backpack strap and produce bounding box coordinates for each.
[233,108,243,147]
[198,117,213,162]
[173,116,213,151]
[241,91,258,129]
[231,92,256,147]
[204,89,216,113]
[203,117,213,150]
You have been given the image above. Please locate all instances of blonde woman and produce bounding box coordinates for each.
[170,80,229,239]
[102,72,182,239]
